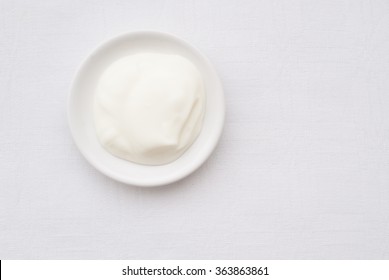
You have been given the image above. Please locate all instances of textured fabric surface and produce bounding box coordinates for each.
[1,0,389,259]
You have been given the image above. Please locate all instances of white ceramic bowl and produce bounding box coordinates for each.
[68,31,225,187]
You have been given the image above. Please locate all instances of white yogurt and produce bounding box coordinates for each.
[94,53,205,165]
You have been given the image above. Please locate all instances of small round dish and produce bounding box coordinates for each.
[68,31,225,187]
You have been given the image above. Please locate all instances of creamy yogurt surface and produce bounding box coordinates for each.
[94,53,205,165]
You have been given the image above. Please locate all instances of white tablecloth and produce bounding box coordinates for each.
[1,0,389,259]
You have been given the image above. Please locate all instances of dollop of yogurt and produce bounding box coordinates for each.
[94,53,205,165]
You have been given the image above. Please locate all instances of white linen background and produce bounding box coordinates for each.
[1,0,389,259]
